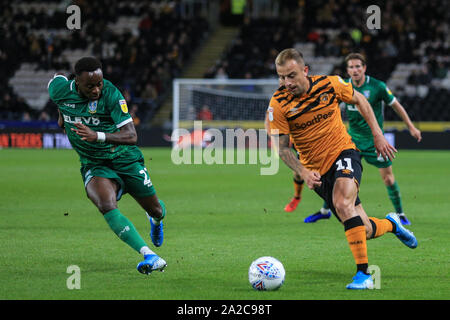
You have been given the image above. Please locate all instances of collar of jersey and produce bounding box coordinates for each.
[69,80,77,93]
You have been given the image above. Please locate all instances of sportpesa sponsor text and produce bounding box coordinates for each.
[293,110,335,130]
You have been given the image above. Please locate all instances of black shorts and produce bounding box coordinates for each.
[313,149,363,221]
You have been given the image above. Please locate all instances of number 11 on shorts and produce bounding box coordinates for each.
[336,158,354,172]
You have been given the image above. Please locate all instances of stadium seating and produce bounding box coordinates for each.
[1,0,209,124]
[1,0,448,124]
[205,1,449,121]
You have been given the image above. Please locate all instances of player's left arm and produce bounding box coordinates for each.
[390,100,422,142]
[71,121,137,145]
[349,90,397,160]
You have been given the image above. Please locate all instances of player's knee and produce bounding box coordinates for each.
[97,202,117,215]
[143,201,163,219]
[150,203,163,219]
[381,169,395,186]
[365,224,373,239]
[333,198,354,220]
[383,175,395,186]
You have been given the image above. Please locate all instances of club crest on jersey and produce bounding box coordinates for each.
[119,99,128,113]
[363,90,370,99]
[320,93,329,102]
[88,100,98,114]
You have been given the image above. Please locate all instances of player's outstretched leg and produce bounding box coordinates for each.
[137,254,167,275]
[102,208,166,274]
[386,213,417,248]
[147,199,166,247]
[304,201,331,223]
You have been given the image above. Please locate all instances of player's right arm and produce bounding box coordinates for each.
[277,134,321,189]
[267,97,321,189]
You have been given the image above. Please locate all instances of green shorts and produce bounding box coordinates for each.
[359,147,392,169]
[80,148,156,201]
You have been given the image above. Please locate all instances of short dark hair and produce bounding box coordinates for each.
[74,57,102,76]
[345,53,366,66]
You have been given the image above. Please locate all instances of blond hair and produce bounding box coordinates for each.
[275,48,305,66]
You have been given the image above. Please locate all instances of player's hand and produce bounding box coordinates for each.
[409,126,422,142]
[71,122,97,142]
[301,168,322,189]
[373,133,397,161]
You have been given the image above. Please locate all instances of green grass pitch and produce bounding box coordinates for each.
[0,147,449,300]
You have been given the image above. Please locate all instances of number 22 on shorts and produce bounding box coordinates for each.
[139,168,152,187]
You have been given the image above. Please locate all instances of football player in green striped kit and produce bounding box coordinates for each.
[309,53,422,225]
[48,57,166,274]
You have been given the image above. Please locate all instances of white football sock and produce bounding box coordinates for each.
[140,246,155,256]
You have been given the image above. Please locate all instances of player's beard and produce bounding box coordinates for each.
[291,83,308,96]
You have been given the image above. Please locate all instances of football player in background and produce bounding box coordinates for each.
[310,53,422,225]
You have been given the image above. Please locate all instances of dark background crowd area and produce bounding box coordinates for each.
[0,0,448,124]
[212,0,448,81]
[206,0,449,122]
[0,0,209,124]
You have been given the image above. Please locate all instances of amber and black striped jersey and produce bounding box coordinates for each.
[268,75,357,175]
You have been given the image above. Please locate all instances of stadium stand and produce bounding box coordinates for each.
[206,0,449,122]
[0,0,448,126]
[1,0,209,126]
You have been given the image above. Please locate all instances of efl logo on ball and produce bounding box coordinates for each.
[248,256,285,291]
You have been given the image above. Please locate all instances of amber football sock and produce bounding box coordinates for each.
[369,217,394,238]
[293,178,304,199]
[344,216,369,274]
